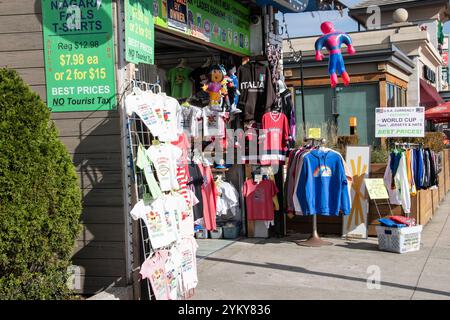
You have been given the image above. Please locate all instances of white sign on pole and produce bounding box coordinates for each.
[375,107,425,138]
[343,146,371,239]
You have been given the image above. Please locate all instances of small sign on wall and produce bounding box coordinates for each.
[343,146,371,239]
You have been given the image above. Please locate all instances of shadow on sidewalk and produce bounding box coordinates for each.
[202,256,450,298]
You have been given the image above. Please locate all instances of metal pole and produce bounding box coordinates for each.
[300,50,307,139]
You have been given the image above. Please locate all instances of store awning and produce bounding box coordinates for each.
[420,79,445,108]
[425,102,450,123]
[255,0,305,13]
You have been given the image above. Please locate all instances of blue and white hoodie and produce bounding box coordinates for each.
[296,149,351,216]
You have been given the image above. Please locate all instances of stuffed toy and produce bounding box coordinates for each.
[225,65,242,114]
[315,21,356,88]
[202,65,228,111]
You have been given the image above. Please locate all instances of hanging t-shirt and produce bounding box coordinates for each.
[147,144,182,192]
[164,194,189,240]
[260,112,289,165]
[179,236,199,292]
[171,133,192,205]
[136,144,162,200]
[167,67,193,99]
[216,180,241,217]
[130,199,176,249]
[203,107,226,138]
[198,163,217,231]
[180,106,203,138]
[188,163,204,221]
[243,179,278,221]
[125,93,166,138]
[159,96,182,142]
[162,247,183,300]
[140,252,170,300]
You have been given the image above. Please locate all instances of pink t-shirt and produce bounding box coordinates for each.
[198,164,217,231]
[140,251,170,300]
[243,179,278,221]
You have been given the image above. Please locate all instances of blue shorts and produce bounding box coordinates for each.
[329,54,346,75]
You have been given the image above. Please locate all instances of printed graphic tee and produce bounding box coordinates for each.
[167,67,193,99]
[162,248,183,300]
[130,199,176,249]
[179,236,199,292]
[159,96,182,142]
[147,144,182,192]
[203,107,225,138]
[243,179,278,221]
[125,93,166,138]
[180,106,203,138]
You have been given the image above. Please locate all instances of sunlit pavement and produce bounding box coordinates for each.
[192,196,450,300]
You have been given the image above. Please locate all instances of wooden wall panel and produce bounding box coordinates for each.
[0,0,41,14]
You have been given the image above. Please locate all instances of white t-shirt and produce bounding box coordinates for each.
[163,194,188,241]
[180,236,199,292]
[130,199,176,249]
[147,144,182,192]
[159,96,182,142]
[165,247,183,300]
[180,106,203,138]
[203,107,225,138]
[125,93,166,138]
[216,181,241,217]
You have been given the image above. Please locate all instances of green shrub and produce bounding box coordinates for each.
[371,147,389,164]
[387,132,446,153]
[0,68,82,299]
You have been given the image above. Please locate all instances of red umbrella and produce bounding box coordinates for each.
[425,102,450,123]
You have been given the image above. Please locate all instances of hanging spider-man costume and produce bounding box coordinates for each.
[315,21,356,88]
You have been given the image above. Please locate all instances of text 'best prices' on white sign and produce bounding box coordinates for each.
[375,107,425,138]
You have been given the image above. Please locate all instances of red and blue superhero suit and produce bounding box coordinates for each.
[315,21,356,88]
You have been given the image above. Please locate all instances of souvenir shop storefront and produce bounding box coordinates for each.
[120,0,299,300]
[14,0,301,299]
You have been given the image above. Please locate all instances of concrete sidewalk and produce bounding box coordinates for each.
[193,196,450,300]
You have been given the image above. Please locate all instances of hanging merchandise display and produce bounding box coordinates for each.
[384,144,439,215]
[314,21,356,88]
[126,81,201,300]
[285,142,353,216]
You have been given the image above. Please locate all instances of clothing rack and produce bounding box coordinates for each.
[394,142,422,149]
[295,138,333,247]
[126,79,173,300]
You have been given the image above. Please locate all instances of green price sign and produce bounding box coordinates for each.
[153,0,251,56]
[125,0,155,64]
[41,0,117,112]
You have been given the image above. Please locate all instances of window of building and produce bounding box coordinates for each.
[386,82,407,107]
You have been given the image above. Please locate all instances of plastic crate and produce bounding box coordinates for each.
[210,227,223,239]
[195,228,208,239]
[223,225,240,239]
[376,225,423,254]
